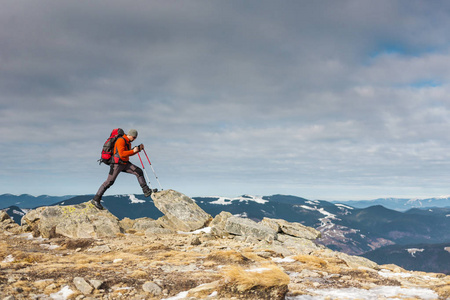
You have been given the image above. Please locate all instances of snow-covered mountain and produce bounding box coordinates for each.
[334,196,450,211]
[0,194,74,209]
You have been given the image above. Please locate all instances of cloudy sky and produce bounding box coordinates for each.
[2,1,450,200]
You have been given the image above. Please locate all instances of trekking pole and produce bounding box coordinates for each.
[143,149,163,190]
[137,152,154,190]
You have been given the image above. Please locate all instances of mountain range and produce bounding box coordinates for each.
[334,196,450,211]
[1,193,449,274]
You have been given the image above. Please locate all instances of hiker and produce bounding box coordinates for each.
[92,129,153,210]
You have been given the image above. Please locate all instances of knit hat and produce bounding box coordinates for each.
[128,129,138,137]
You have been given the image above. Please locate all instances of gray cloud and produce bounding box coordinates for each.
[2,1,450,199]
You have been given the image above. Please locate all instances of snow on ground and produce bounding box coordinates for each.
[272,256,296,263]
[208,195,268,205]
[306,200,320,205]
[162,291,189,300]
[129,194,145,203]
[286,286,438,300]
[407,248,424,257]
[334,203,354,210]
[299,204,340,228]
[50,285,74,300]
[378,269,436,282]
[178,227,212,235]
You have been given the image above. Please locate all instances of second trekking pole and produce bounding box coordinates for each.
[137,152,154,190]
[143,149,163,190]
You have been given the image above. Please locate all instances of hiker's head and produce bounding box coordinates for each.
[127,129,138,141]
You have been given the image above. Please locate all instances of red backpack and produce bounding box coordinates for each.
[98,128,125,165]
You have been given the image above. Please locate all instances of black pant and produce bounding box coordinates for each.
[95,162,146,198]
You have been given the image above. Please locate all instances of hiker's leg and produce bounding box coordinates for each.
[123,163,152,196]
[95,164,123,198]
[123,163,147,187]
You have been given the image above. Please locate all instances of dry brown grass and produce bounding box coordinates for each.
[206,250,252,265]
[129,270,148,279]
[241,249,270,263]
[293,254,327,269]
[10,250,45,264]
[223,264,290,292]
[153,250,203,265]
[58,238,94,250]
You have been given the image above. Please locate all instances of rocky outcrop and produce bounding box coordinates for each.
[261,217,321,240]
[224,216,278,243]
[151,189,212,232]
[209,213,324,255]
[21,202,122,238]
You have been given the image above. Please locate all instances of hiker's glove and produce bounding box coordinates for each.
[139,144,144,151]
[133,146,140,153]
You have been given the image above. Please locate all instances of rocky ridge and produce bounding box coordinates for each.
[0,190,449,299]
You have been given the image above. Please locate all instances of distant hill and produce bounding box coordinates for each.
[363,243,450,274]
[334,196,450,211]
[0,194,74,209]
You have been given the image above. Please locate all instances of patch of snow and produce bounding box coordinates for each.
[2,254,14,263]
[50,285,74,300]
[209,195,268,205]
[306,200,320,205]
[178,227,212,235]
[113,258,123,263]
[233,212,248,218]
[446,214,450,217]
[378,270,412,278]
[129,194,145,203]
[113,286,133,291]
[18,232,34,240]
[208,291,218,297]
[162,291,189,300]
[12,209,25,216]
[299,205,315,211]
[272,257,296,263]
[444,247,450,253]
[193,227,211,234]
[40,244,60,250]
[287,286,438,300]
[407,248,424,257]
[335,203,354,210]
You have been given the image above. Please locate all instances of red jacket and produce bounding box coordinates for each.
[114,135,136,163]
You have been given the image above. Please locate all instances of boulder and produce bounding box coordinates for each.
[261,218,321,240]
[277,234,324,255]
[0,210,21,234]
[21,202,122,239]
[210,211,233,236]
[0,210,10,222]
[73,277,93,295]
[224,216,277,242]
[151,190,212,232]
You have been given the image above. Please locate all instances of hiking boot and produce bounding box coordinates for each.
[91,195,104,210]
[143,185,152,197]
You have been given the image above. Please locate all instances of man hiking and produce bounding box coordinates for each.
[92,129,153,210]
